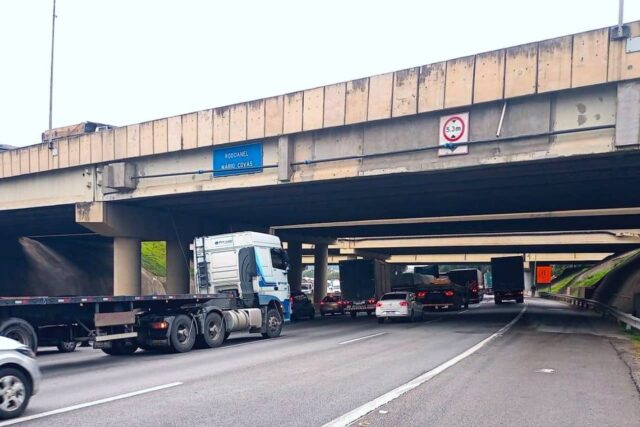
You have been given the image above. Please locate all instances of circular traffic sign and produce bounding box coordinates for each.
[442,116,466,142]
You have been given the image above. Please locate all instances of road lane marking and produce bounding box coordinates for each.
[323,304,527,427]
[0,382,183,426]
[339,332,387,345]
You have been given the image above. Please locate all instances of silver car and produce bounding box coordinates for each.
[0,336,41,419]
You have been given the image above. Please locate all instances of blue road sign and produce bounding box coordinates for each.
[213,142,263,177]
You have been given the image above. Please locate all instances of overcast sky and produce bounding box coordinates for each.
[1,0,639,147]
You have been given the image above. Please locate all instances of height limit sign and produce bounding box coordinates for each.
[438,112,469,156]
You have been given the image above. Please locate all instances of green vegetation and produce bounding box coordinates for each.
[549,271,581,294]
[141,241,167,277]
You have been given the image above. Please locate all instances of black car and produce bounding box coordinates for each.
[290,291,315,321]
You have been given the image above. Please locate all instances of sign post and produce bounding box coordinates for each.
[438,112,469,156]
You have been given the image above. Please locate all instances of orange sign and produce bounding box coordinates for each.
[536,266,552,284]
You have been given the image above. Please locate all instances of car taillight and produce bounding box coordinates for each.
[376,302,382,307]
[417,291,426,298]
[320,301,325,305]
[399,301,408,307]
[367,298,376,304]
[443,290,454,297]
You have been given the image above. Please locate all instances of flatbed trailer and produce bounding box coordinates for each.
[0,231,291,355]
[0,292,284,354]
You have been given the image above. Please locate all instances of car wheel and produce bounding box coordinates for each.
[169,315,196,353]
[198,312,225,349]
[320,312,325,317]
[377,317,384,324]
[516,298,524,304]
[350,312,357,318]
[308,311,315,320]
[56,341,77,353]
[0,368,31,420]
[0,319,37,353]
[262,307,283,338]
[464,300,469,309]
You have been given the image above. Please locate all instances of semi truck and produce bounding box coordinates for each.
[491,256,525,304]
[0,232,290,355]
[340,259,392,317]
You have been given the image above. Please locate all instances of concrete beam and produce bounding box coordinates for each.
[287,241,303,292]
[302,255,357,265]
[271,208,640,231]
[114,237,141,295]
[385,253,611,264]
[75,201,200,241]
[337,231,640,250]
[166,240,190,294]
[313,244,328,304]
[616,81,640,147]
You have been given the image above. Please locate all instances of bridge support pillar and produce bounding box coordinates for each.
[287,242,303,293]
[166,240,190,295]
[114,237,141,296]
[313,244,328,304]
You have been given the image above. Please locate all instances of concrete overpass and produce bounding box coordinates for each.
[2,21,640,297]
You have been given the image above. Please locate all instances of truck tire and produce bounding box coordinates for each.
[56,341,77,353]
[0,367,32,419]
[261,307,283,338]
[169,315,196,353]
[0,318,37,353]
[198,312,225,349]
[101,339,138,356]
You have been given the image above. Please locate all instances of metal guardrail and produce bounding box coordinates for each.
[540,292,640,333]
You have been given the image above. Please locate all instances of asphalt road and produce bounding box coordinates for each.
[7,298,639,426]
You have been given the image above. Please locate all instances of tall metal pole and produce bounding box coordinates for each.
[619,0,624,27]
[48,0,57,150]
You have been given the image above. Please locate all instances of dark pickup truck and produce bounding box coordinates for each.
[394,273,469,311]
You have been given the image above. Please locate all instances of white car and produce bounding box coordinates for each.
[375,292,423,323]
[0,336,41,419]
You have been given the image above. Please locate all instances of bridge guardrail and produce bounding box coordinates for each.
[539,292,640,334]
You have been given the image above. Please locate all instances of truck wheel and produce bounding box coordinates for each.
[261,307,283,338]
[101,339,138,356]
[0,367,31,419]
[350,312,357,318]
[198,312,225,349]
[0,318,37,353]
[56,341,77,353]
[170,315,196,353]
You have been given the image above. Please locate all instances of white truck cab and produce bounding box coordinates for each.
[192,232,291,320]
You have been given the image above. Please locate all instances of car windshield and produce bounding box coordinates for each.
[381,293,407,301]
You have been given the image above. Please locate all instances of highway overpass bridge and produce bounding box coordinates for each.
[2,21,640,297]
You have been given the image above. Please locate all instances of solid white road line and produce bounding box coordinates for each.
[338,332,387,345]
[0,382,183,426]
[323,304,528,427]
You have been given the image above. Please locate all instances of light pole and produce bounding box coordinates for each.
[47,0,57,152]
